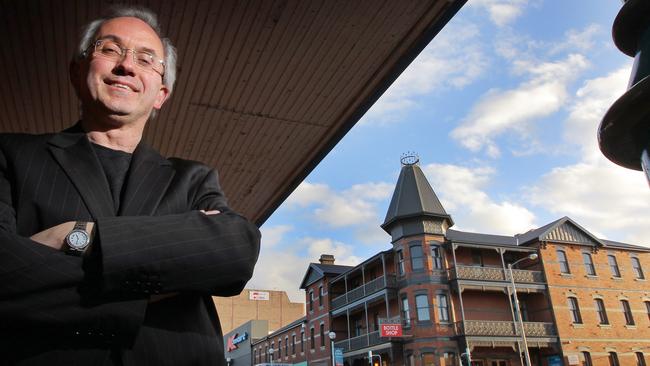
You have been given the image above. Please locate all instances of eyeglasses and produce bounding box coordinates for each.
[86,39,165,77]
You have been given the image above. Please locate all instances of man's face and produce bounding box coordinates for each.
[72,17,169,125]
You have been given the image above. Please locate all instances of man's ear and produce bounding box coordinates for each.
[69,61,81,98]
[153,85,170,110]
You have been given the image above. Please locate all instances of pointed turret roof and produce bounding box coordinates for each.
[381,156,453,233]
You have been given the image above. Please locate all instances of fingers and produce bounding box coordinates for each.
[199,210,221,215]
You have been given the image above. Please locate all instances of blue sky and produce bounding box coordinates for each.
[248,0,650,303]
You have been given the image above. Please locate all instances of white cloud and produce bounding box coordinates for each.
[363,22,487,124]
[470,0,529,27]
[549,24,602,55]
[525,65,650,247]
[260,225,293,248]
[247,236,363,303]
[563,66,630,160]
[450,54,589,157]
[285,181,393,244]
[422,163,537,235]
[527,160,650,245]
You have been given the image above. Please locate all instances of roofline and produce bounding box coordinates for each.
[254,0,468,226]
[251,316,308,345]
[330,249,394,283]
[381,212,454,231]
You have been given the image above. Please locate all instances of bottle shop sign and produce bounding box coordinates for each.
[380,323,402,337]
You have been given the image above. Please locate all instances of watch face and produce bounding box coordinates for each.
[67,230,89,249]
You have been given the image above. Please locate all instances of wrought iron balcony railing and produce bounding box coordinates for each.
[330,275,397,310]
[451,265,544,283]
[455,320,556,337]
[333,331,385,353]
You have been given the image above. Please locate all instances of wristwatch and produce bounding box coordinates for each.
[64,221,92,255]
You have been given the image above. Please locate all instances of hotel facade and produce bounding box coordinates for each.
[242,158,650,366]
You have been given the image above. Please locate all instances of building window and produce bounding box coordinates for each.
[621,299,635,325]
[583,351,593,366]
[310,327,314,349]
[583,252,596,276]
[253,349,257,363]
[397,250,405,275]
[319,285,323,307]
[309,290,314,312]
[278,339,282,358]
[518,299,529,321]
[352,317,363,337]
[608,255,621,277]
[292,335,296,355]
[401,297,411,326]
[320,323,325,347]
[471,249,483,266]
[632,257,645,279]
[595,298,609,324]
[415,294,430,321]
[568,297,582,324]
[265,346,268,362]
[645,301,650,322]
[285,336,288,358]
[443,352,457,366]
[301,330,305,352]
[609,352,620,366]
[636,352,647,366]
[431,244,443,269]
[270,343,274,361]
[557,249,570,274]
[410,244,424,271]
[437,293,450,322]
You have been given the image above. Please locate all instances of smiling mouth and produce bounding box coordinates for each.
[105,79,138,92]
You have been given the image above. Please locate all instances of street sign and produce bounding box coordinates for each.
[380,323,402,337]
[334,348,344,366]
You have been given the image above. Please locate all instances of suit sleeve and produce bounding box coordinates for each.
[0,145,146,346]
[93,167,261,298]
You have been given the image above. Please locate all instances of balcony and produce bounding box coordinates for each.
[455,320,556,337]
[334,331,386,353]
[451,265,544,284]
[331,275,397,309]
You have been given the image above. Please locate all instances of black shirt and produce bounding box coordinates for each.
[91,143,132,213]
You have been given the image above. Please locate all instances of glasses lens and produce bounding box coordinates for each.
[96,40,122,58]
[94,40,164,76]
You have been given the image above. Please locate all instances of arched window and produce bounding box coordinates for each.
[557,249,570,274]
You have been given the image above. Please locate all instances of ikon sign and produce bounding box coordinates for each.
[380,323,402,337]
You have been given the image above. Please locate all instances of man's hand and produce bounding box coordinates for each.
[30,221,95,250]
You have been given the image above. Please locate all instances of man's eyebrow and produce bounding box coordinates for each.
[96,34,161,57]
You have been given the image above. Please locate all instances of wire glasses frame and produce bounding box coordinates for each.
[85,39,165,77]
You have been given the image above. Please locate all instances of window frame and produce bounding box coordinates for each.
[608,254,621,277]
[430,242,443,269]
[582,252,596,276]
[319,323,325,347]
[609,352,620,366]
[309,290,314,312]
[621,299,635,325]
[410,243,424,271]
[415,293,431,321]
[583,351,593,366]
[632,257,645,279]
[557,249,571,274]
[310,327,315,349]
[437,293,450,323]
[636,352,647,366]
[568,297,582,324]
[595,298,609,325]
[292,334,296,355]
[397,250,405,275]
[318,285,323,307]
[401,296,411,326]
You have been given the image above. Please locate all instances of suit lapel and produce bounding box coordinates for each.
[48,132,115,219]
[118,142,175,216]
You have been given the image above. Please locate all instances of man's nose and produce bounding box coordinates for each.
[113,50,137,75]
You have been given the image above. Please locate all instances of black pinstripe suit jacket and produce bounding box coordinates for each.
[0,126,261,365]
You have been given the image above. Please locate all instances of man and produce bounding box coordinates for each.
[0,6,260,365]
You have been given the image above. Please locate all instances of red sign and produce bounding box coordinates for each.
[380,323,402,337]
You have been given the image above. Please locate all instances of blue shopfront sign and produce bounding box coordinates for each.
[548,355,563,366]
[334,348,344,366]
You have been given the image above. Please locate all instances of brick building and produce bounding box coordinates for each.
[214,289,305,334]
[246,156,649,366]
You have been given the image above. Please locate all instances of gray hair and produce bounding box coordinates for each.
[75,6,177,94]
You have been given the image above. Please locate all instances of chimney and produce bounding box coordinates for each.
[319,254,335,265]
